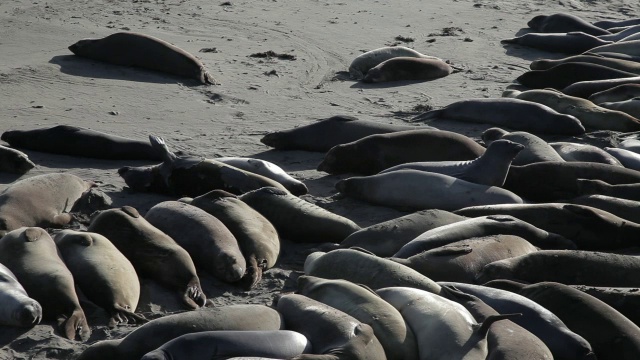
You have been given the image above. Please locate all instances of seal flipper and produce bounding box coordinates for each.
[473,313,522,339]
[182,281,207,309]
[59,309,91,341]
[410,108,445,123]
[291,355,340,360]
[108,304,148,328]
[239,256,264,290]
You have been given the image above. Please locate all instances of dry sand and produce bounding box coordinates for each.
[0,0,639,358]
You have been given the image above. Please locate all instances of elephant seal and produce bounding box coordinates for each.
[53,230,145,328]
[568,194,640,224]
[576,178,640,201]
[413,98,585,135]
[0,145,34,174]
[348,46,440,79]
[444,282,595,360]
[501,32,611,54]
[77,304,284,360]
[619,138,640,154]
[589,84,640,104]
[1,125,161,160]
[140,330,311,360]
[88,206,207,309]
[275,293,386,360]
[571,286,640,327]
[391,235,538,283]
[600,98,640,118]
[180,190,279,289]
[478,250,640,286]
[605,147,640,170]
[599,24,640,41]
[563,76,640,98]
[394,215,575,258]
[144,201,246,283]
[530,54,640,74]
[551,142,623,166]
[336,170,523,211]
[0,227,89,341]
[589,39,640,57]
[118,136,287,196]
[363,57,452,83]
[304,248,441,293]
[318,129,485,175]
[340,209,468,257]
[0,263,42,328]
[519,282,640,360]
[482,128,564,165]
[240,187,359,243]
[0,173,93,235]
[594,18,640,29]
[260,115,425,152]
[455,203,640,250]
[215,157,307,195]
[528,13,610,35]
[297,276,419,360]
[69,32,216,84]
[378,139,524,187]
[505,88,640,131]
[517,63,637,90]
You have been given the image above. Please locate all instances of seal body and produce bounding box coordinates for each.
[528,13,610,36]
[568,194,640,224]
[572,286,640,327]
[589,39,640,57]
[517,63,637,90]
[69,32,216,84]
[594,18,640,29]
[576,178,640,201]
[0,145,34,174]
[363,57,452,83]
[0,263,41,328]
[563,76,640,98]
[216,157,307,195]
[598,24,640,41]
[600,98,640,119]
[551,142,623,166]
[589,84,640,104]
[605,147,640,170]
[482,128,564,165]
[349,46,439,79]
[530,55,640,75]
[501,32,611,54]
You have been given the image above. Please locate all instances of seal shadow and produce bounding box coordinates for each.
[349,78,448,89]
[0,326,32,348]
[49,55,203,85]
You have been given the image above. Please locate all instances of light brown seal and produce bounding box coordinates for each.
[0,145,34,174]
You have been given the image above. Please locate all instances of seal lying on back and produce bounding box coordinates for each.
[363,57,452,83]
[0,263,41,328]
[517,63,637,90]
[482,128,564,165]
[348,46,440,79]
[412,98,585,135]
[0,145,34,174]
[69,32,216,84]
[216,157,307,195]
[576,178,640,201]
[589,84,640,104]
[1,125,161,160]
[550,142,623,166]
[530,54,640,75]
[501,32,611,54]
[379,139,523,187]
[528,13,610,35]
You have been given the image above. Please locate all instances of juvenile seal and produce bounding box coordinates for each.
[77,305,284,360]
[530,54,640,74]
[216,157,307,195]
[482,128,564,165]
[563,76,640,98]
[53,230,145,328]
[378,139,524,187]
[551,142,623,165]
[501,32,611,54]
[318,129,485,175]
[336,170,523,211]
[348,46,440,79]
[88,206,207,309]
[413,98,585,135]
[1,125,162,160]
[363,57,452,83]
[589,39,640,57]
[528,13,610,36]
[0,263,42,328]
[600,98,640,118]
[0,145,34,174]
[576,178,640,201]
[517,63,637,90]
[0,227,89,341]
[69,32,216,84]
[240,187,360,243]
[568,194,640,224]
[605,147,640,170]
[589,84,640,104]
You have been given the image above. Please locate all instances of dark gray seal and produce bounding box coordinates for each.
[571,286,640,327]
[363,57,452,83]
[594,18,640,29]
[550,142,623,166]
[563,76,640,98]
[568,194,640,224]
[0,145,34,174]
[501,32,612,54]
[589,84,640,104]
[530,54,640,75]
[528,13,610,36]
[576,178,640,201]
[517,63,637,90]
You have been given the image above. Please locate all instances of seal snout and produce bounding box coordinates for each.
[117,166,130,175]
[260,132,281,148]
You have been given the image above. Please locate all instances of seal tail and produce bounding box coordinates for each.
[59,309,91,341]
[410,108,444,123]
[202,70,219,85]
[108,305,148,328]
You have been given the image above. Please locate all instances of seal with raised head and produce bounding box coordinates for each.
[363,57,452,83]
[69,32,216,84]
[530,54,640,74]
[1,125,162,160]
[88,206,207,309]
[550,142,623,166]
[482,127,564,165]
[53,230,145,328]
[589,84,640,104]
[501,32,611,54]
[517,63,637,90]
[0,145,34,174]
[528,13,610,36]
[215,157,307,195]
[576,178,640,201]
[0,263,41,328]
[0,227,89,341]
[348,46,440,79]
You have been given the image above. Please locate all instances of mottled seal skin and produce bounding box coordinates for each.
[528,13,610,36]
[1,125,161,160]
[413,98,585,135]
[605,147,640,170]
[531,55,640,75]
[53,230,145,328]
[443,281,595,360]
[550,142,623,166]
[336,170,523,211]
[216,157,307,195]
[571,286,640,327]
[77,305,284,360]
[297,276,419,360]
[563,76,640,98]
[88,206,207,309]
[118,136,287,196]
[304,248,441,294]
[0,228,89,341]
[276,294,386,360]
[568,194,640,224]
[140,330,311,360]
[589,84,640,104]
[589,39,640,57]
[348,46,440,79]
[260,115,425,152]
[501,32,611,54]
[600,98,640,119]
[0,145,34,174]
[379,139,524,187]
[340,209,468,257]
[180,190,279,289]
[69,32,216,84]
[0,263,42,328]
[517,63,637,90]
[519,282,640,360]
[240,187,359,243]
[363,57,452,83]
[0,173,93,236]
[576,178,640,201]
[482,128,564,165]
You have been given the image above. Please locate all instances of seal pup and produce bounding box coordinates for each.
[605,147,640,170]
[589,39,640,57]
[0,263,42,328]
[318,129,485,175]
[215,157,307,195]
[363,57,452,83]
[530,54,640,74]
[275,294,386,360]
[349,46,440,79]
[412,98,585,135]
[53,230,145,328]
[589,84,640,104]
[563,76,640,98]
[600,98,640,118]
[69,32,216,84]
[517,63,637,90]
[118,136,287,196]
[568,194,640,224]
[1,125,162,160]
[482,128,564,165]
[550,142,623,166]
[336,170,523,211]
[378,139,524,187]
[0,145,34,174]
[576,178,640,201]
[88,206,207,309]
[0,227,89,341]
[528,13,610,36]
[501,32,612,54]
